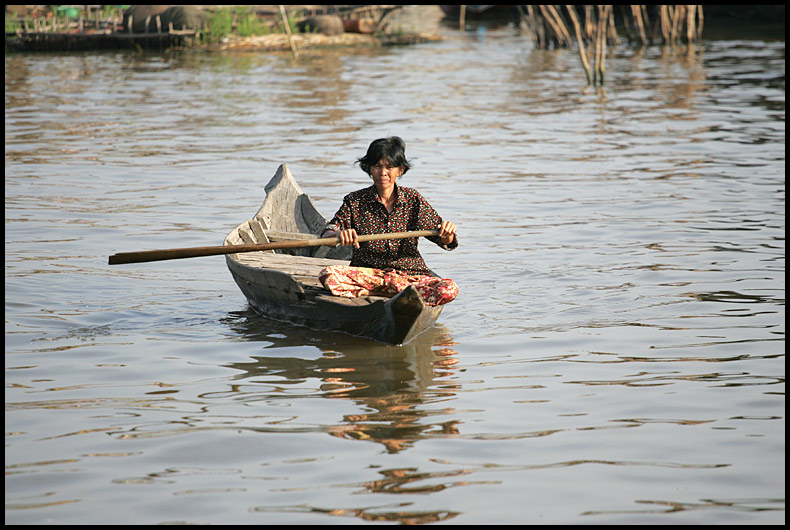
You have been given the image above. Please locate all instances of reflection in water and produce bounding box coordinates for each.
[223,310,461,454]
[252,501,460,524]
[684,290,777,304]
[224,313,465,523]
[581,497,784,517]
[272,51,353,128]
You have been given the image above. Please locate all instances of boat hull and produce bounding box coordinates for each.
[224,164,443,345]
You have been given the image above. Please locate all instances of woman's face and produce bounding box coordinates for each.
[369,158,403,189]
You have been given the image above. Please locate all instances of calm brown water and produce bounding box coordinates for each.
[5,24,784,524]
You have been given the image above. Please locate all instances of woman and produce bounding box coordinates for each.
[319,137,459,306]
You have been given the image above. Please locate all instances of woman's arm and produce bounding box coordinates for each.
[322,195,360,247]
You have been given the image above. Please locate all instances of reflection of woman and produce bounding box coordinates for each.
[319,137,459,306]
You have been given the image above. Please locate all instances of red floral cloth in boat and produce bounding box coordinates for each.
[319,265,459,306]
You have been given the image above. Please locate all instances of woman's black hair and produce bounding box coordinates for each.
[356,136,412,176]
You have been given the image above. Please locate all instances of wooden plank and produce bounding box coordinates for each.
[248,219,269,244]
[234,252,347,272]
[237,223,256,245]
[293,275,325,290]
[233,252,393,299]
[265,230,322,241]
[234,253,344,292]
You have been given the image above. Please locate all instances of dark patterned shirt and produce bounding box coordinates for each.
[325,184,458,275]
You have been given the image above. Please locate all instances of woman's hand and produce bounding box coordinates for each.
[438,221,457,246]
[338,228,360,249]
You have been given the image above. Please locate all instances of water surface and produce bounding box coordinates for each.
[5,24,784,524]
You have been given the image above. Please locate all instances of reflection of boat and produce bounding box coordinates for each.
[224,311,457,391]
[224,164,444,345]
[222,311,463,524]
[223,310,460,453]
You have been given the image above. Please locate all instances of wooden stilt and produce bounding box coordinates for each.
[279,5,298,59]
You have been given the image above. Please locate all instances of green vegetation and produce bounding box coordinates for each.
[203,7,233,43]
[6,5,126,33]
[200,7,302,44]
[236,6,269,37]
[6,12,22,32]
[7,6,303,43]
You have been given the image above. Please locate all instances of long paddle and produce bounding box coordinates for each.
[108,229,440,265]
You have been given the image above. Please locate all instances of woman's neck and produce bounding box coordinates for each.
[376,184,396,212]
[376,183,396,203]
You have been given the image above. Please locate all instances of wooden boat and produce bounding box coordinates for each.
[223,164,444,345]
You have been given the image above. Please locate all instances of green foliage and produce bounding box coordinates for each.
[236,6,269,37]
[204,7,233,43]
[6,12,22,33]
[275,10,302,34]
[201,6,288,43]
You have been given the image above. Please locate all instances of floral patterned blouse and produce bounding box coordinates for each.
[324,184,458,275]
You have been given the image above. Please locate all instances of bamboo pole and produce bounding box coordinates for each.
[515,4,532,39]
[584,5,595,40]
[459,5,466,32]
[594,7,603,85]
[526,5,543,49]
[539,5,570,48]
[670,5,680,45]
[607,8,620,46]
[631,5,647,45]
[511,6,703,54]
[546,4,574,46]
[595,5,611,85]
[565,5,593,85]
[618,5,633,42]
[686,5,697,44]
[279,5,298,59]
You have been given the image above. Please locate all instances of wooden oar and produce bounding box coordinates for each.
[108,229,440,265]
